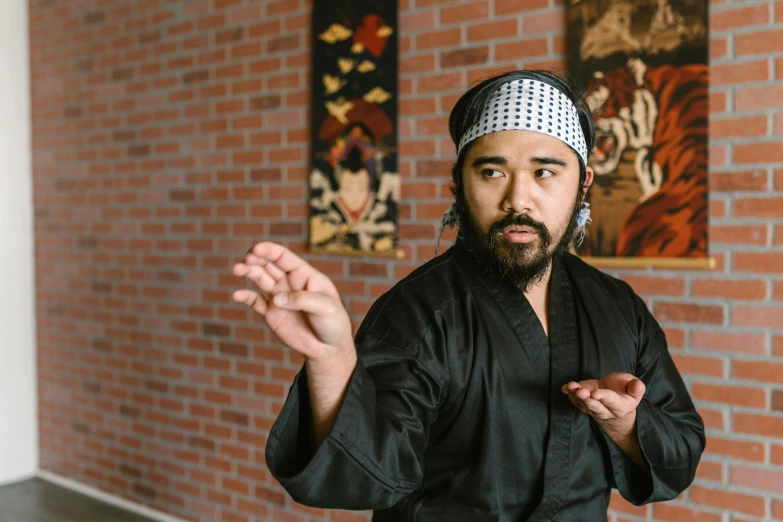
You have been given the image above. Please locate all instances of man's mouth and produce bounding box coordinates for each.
[502,225,538,243]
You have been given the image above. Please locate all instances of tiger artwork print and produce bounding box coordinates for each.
[586,59,708,257]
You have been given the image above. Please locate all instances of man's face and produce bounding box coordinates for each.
[458,130,594,291]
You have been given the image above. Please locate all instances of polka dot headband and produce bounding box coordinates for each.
[457,79,589,166]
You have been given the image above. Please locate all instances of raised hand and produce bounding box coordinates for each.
[231,241,355,361]
[561,372,646,424]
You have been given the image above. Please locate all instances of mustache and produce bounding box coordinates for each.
[488,213,550,240]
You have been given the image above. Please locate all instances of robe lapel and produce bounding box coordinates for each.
[527,257,580,521]
[452,246,550,385]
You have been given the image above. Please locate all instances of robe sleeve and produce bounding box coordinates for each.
[603,293,706,505]
[264,329,447,510]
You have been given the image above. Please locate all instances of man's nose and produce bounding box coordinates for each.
[502,174,534,215]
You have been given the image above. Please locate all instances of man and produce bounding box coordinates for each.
[231,70,705,521]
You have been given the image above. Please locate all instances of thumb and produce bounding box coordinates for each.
[273,290,340,317]
[626,378,646,400]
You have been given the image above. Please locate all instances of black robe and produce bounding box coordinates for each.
[265,244,705,521]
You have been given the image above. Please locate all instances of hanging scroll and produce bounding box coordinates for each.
[308,1,401,258]
[568,0,713,268]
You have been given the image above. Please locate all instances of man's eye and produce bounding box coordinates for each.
[536,169,555,179]
[483,169,504,179]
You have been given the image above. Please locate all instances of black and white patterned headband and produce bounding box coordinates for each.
[457,79,588,166]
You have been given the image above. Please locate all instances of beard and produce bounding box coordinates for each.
[455,189,582,293]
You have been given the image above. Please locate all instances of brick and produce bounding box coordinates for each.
[467,20,517,42]
[416,116,449,135]
[710,91,727,114]
[691,330,766,355]
[417,28,461,51]
[691,383,766,408]
[710,4,770,31]
[695,460,723,482]
[704,437,764,462]
[710,115,768,138]
[401,54,436,74]
[441,47,489,68]
[736,29,783,56]
[691,279,767,300]
[734,142,783,164]
[495,0,548,15]
[267,35,298,53]
[709,146,728,167]
[710,225,767,246]
[416,160,453,178]
[735,196,783,218]
[709,199,726,219]
[670,354,725,378]
[731,465,783,494]
[776,113,783,135]
[712,169,768,192]
[662,327,685,349]
[419,72,466,95]
[698,407,725,430]
[441,2,489,25]
[774,390,783,412]
[734,252,783,273]
[652,504,721,522]
[736,85,783,111]
[349,262,388,278]
[733,360,783,384]
[495,38,548,61]
[523,11,564,34]
[400,139,437,156]
[398,10,435,32]
[654,302,723,325]
[710,37,728,60]
[732,306,783,328]
[712,61,770,87]
[619,276,684,297]
[689,486,765,517]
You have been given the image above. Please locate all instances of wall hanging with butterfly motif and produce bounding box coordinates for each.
[308,1,401,258]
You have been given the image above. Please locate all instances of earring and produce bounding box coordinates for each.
[435,203,460,255]
[575,201,591,248]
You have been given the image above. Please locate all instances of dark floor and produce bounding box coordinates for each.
[0,478,158,522]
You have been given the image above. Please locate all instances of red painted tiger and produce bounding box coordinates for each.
[586,59,708,257]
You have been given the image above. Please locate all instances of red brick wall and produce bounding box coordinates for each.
[29,0,783,521]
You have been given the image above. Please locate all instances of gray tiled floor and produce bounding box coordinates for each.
[0,478,158,522]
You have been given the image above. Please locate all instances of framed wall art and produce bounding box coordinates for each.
[308,1,402,258]
[567,0,714,268]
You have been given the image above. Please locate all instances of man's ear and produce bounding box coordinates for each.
[583,166,594,197]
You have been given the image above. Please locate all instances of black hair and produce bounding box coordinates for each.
[448,69,596,194]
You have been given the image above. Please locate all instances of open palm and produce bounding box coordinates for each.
[561,372,646,422]
[231,242,353,360]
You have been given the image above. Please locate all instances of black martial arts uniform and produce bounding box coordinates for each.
[265,244,705,521]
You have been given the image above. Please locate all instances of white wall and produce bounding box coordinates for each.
[0,0,38,485]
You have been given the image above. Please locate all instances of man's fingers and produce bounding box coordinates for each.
[626,378,646,399]
[565,394,589,415]
[245,242,338,296]
[273,290,339,317]
[590,389,630,417]
[248,242,310,273]
[232,289,268,316]
[233,263,281,294]
[580,397,613,419]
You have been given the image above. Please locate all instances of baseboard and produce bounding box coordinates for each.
[37,471,188,522]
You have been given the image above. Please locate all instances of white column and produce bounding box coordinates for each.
[0,0,37,485]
